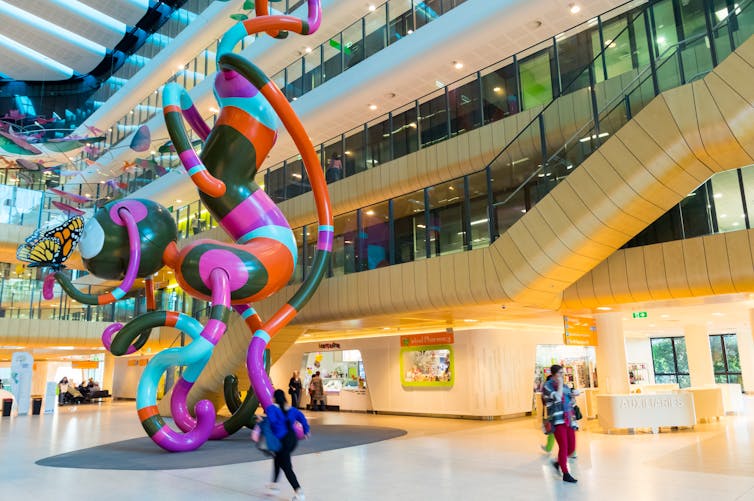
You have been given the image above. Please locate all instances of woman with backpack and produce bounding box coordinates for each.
[266,389,310,500]
[542,365,579,483]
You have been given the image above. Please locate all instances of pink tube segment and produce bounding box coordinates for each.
[151,399,216,452]
[247,335,274,410]
[170,377,231,439]
[179,149,202,169]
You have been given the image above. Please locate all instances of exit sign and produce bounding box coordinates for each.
[632,311,648,319]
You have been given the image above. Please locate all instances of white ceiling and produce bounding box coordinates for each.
[0,0,145,81]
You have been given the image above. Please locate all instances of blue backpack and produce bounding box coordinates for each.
[256,417,282,456]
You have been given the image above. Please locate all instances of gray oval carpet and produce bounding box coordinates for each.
[36,424,407,470]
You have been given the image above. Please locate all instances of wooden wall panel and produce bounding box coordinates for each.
[702,234,736,295]
[562,229,754,309]
[642,244,671,300]
[624,246,651,300]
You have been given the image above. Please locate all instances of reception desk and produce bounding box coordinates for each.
[679,387,724,422]
[597,393,696,433]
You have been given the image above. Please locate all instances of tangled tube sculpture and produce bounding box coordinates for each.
[43,0,331,452]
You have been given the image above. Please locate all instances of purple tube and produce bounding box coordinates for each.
[306,0,322,33]
[118,207,142,295]
[101,323,136,354]
[170,378,230,439]
[151,400,216,452]
[182,104,211,141]
[247,334,274,410]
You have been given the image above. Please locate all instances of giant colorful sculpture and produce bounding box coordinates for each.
[41,0,332,452]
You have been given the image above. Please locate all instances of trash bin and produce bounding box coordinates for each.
[31,397,42,415]
[2,398,12,417]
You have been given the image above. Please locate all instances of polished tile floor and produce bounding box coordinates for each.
[2,399,754,500]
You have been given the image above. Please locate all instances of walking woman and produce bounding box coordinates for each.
[542,365,578,483]
[266,389,310,500]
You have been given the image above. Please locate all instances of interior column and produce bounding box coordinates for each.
[595,313,630,394]
[102,352,115,393]
[683,324,714,387]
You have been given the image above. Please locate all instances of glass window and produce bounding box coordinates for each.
[323,137,344,184]
[448,76,482,136]
[416,0,442,29]
[331,211,357,276]
[651,0,679,55]
[467,172,491,249]
[303,48,322,93]
[593,16,633,82]
[419,89,449,148]
[392,102,419,158]
[364,4,387,59]
[361,202,390,270]
[480,60,519,124]
[711,169,745,232]
[323,34,343,83]
[392,189,427,263]
[304,225,317,278]
[625,205,683,247]
[709,334,743,385]
[680,184,713,238]
[285,158,307,198]
[427,179,465,256]
[343,20,365,70]
[367,115,391,168]
[344,126,367,176]
[650,336,691,388]
[519,46,554,109]
[290,227,304,285]
[557,27,594,93]
[388,0,415,44]
[284,59,303,100]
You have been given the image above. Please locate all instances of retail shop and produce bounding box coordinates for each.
[298,343,370,412]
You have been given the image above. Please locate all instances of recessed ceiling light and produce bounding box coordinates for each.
[209,106,219,113]
[463,319,478,323]
[176,64,184,70]
[596,306,612,311]
[712,312,725,317]
[493,86,503,93]
[570,3,581,14]
[304,46,312,53]
[369,104,378,110]
[407,29,413,34]
[660,314,670,318]
[150,150,156,155]
[453,61,464,70]
[176,199,182,203]
[368,4,376,11]
[365,210,375,216]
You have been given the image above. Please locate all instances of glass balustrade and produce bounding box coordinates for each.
[0,0,753,319]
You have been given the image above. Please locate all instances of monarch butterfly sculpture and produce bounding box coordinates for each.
[17,215,84,271]
[43,0,332,452]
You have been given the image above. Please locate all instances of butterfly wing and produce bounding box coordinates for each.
[17,237,62,268]
[43,215,84,261]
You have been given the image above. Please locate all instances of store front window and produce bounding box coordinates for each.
[650,336,690,388]
[709,334,742,385]
[301,349,368,410]
[534,345,597,390]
